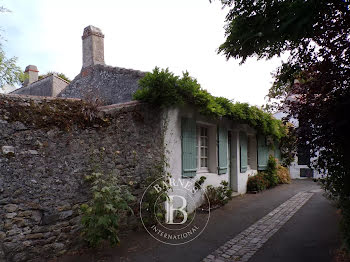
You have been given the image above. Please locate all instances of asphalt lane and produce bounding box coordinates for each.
[249,188,340,262]
[58,179,340,262]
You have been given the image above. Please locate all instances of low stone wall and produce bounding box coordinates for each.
[0,95,164,262]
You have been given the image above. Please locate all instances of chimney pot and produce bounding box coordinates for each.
[23,65,39,86]
[82,25,105,68]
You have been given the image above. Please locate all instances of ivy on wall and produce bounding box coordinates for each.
[133,67,287,140]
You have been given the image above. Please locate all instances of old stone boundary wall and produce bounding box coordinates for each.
[0,94,164,262]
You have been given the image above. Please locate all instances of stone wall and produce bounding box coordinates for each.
[0,95,164,262]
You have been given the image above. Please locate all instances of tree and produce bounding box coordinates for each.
[216,0,350,248]
[0,6,24,89]
[0,49,24,88]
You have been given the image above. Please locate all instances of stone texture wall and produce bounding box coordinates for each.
[0,95,164,262]
[11,75,69,97]
[58,64,146,105]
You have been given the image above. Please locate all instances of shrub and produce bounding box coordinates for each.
[264,156,279,188]
[277,165,291,184]
[80,172,135,247]
[194,176,207,191]
[247,173,269,192]
[139,169,171,227]
[247,157,290,192]
[204,181,233,208]
[133,68,183,107]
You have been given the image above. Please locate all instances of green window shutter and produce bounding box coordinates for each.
[274,140,281,162]
[258,135,269,170]
[217,126,228,175]
[181,117,197,178]
[240,131,248,173]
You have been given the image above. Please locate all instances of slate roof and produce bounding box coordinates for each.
[10,74,69,97]
[58,64,147,105]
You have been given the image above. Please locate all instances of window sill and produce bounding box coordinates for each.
[197,169,210,174]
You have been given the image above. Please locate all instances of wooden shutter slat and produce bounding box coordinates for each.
[218,126,228,175]
[240,131,248,173]
[258,135,269,170]
[181,118,197,178]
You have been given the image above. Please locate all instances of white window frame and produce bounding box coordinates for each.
[197,125,209,172]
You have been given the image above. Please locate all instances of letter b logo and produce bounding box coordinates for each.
[165,195,188,224]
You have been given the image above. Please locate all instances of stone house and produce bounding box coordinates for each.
[0,25,282,261]
[8,25,281,207]
[164,106,280,211]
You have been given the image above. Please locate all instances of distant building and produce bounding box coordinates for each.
[11,65,69,97]
[274,95,322,179]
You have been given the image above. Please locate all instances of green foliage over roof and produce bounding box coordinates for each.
[133,67,287,140]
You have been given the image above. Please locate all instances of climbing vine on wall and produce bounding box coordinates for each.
[133,67,287,140]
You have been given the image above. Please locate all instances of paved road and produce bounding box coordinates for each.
[249,187,340,262]
[59,179,340,262]
[203,191,316,262]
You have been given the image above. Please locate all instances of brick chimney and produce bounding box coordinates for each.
[82,25,105,68]
[23,65,39,86]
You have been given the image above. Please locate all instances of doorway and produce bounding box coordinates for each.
[229,131,239,192]
[228,131,232,187]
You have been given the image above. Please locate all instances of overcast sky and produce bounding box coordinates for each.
[0,0,286,106]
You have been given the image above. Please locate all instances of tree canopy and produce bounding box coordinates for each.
[218,0,348,61]
[216,0,350,249]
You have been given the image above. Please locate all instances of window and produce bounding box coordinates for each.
[297,144,310,165]
[181,118,226,176]
[197,126,209,170]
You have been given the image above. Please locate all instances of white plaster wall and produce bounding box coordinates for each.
[289,158,323,179]
[289,160,308,179]
[164,107,230,212]
[164,107,260,212]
